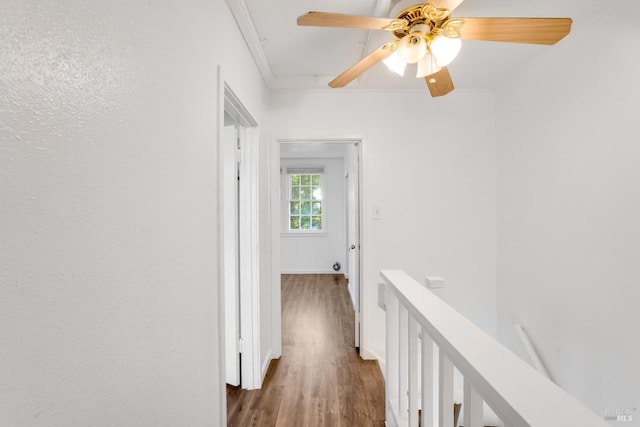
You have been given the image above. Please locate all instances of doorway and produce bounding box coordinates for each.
[219,78,261,393]
[277,139,362,350]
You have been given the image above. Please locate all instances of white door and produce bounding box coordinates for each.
[346,144,361,348]
[223,124,241,386]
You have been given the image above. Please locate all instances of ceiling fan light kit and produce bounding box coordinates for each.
[416,52,441,78]
[297,0,572,97]
[397,32,428,63]
[382,51,407,76]
[430,35,462,66]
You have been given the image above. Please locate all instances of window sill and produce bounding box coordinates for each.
[281,232,328,238]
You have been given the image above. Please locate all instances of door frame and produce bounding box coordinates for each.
[217,68,262,407]
[272,138,364,354]
[221,123,240,387]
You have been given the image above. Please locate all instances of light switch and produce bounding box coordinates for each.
[373,205,383,220]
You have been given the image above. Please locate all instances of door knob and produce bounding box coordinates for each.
[350,244,356,250]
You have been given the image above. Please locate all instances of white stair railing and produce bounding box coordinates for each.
[381,270,608,427]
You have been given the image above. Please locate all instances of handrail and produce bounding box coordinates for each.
[381,270,607,427]
[514,323,551,381]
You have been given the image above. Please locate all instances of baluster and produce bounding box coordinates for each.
[399,304,408,420]
[421,330,434,427]
[386,290,400,424]
[439,349,454,427]
[408,315,419,426]
[463,378,483,427]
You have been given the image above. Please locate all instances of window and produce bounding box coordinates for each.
[288,172,323,231]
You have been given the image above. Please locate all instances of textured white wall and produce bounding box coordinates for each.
[0,1,267,425]
[280,157,346,274]
[268,90,497,362]
[495,2,640,421]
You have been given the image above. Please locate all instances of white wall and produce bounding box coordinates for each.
[495,2,640,421]
[268,90,497,363]
[280,157,346,274]
[0,1,268,425]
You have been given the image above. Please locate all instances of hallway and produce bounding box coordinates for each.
[227,274,385,426]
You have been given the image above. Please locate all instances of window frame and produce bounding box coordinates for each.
[286,171,325,234]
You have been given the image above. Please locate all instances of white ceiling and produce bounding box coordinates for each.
[227,0,604,92]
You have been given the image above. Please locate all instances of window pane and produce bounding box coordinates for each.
[300,186,311,200]
[290,216,300,230]
[300,216,310,230]
[311,216,322,230]
[311,186,322,200]
[290,186,300,200]
[287,174,323,232]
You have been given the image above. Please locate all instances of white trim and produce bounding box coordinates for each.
[238,125,262,390]
[269,135,282,359]
[280,270,340,275]
[279,138,362,145]
[351,141,365,357]
[217,73,263,395]
[366,348,385,375]
[215,66,227,427]
[225,0,274,88]
[260,349,272,384]
[514,324,551,380]
[224,0,394,90]
[281,232,328,238]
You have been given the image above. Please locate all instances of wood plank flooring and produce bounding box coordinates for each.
[227,274,385,427]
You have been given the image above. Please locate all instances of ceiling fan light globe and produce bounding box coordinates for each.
[416,52,441,78]
[430,35,462,66]
[396,33,427,64]
[383,51,407,76]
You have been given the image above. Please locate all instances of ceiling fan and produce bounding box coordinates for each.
[297,0,572,96]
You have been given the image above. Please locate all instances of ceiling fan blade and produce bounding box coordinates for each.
[424,67,454,97]
[329,43,395,88]
[459,17,572,45]
[428,0,466,13]
[298,11,401,30]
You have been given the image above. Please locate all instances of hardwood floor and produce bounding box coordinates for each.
[227,274,385,427]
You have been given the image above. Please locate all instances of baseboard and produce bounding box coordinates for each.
[260,350,272,386]
[280,270,340,275]
[361,347,385,379]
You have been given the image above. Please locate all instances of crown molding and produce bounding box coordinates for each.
[226,0,275,88]
[226,0,410,91]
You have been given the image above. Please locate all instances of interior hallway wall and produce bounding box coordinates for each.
[0,1,268,425]
[268,90,497,364]
[495,2,640,420]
